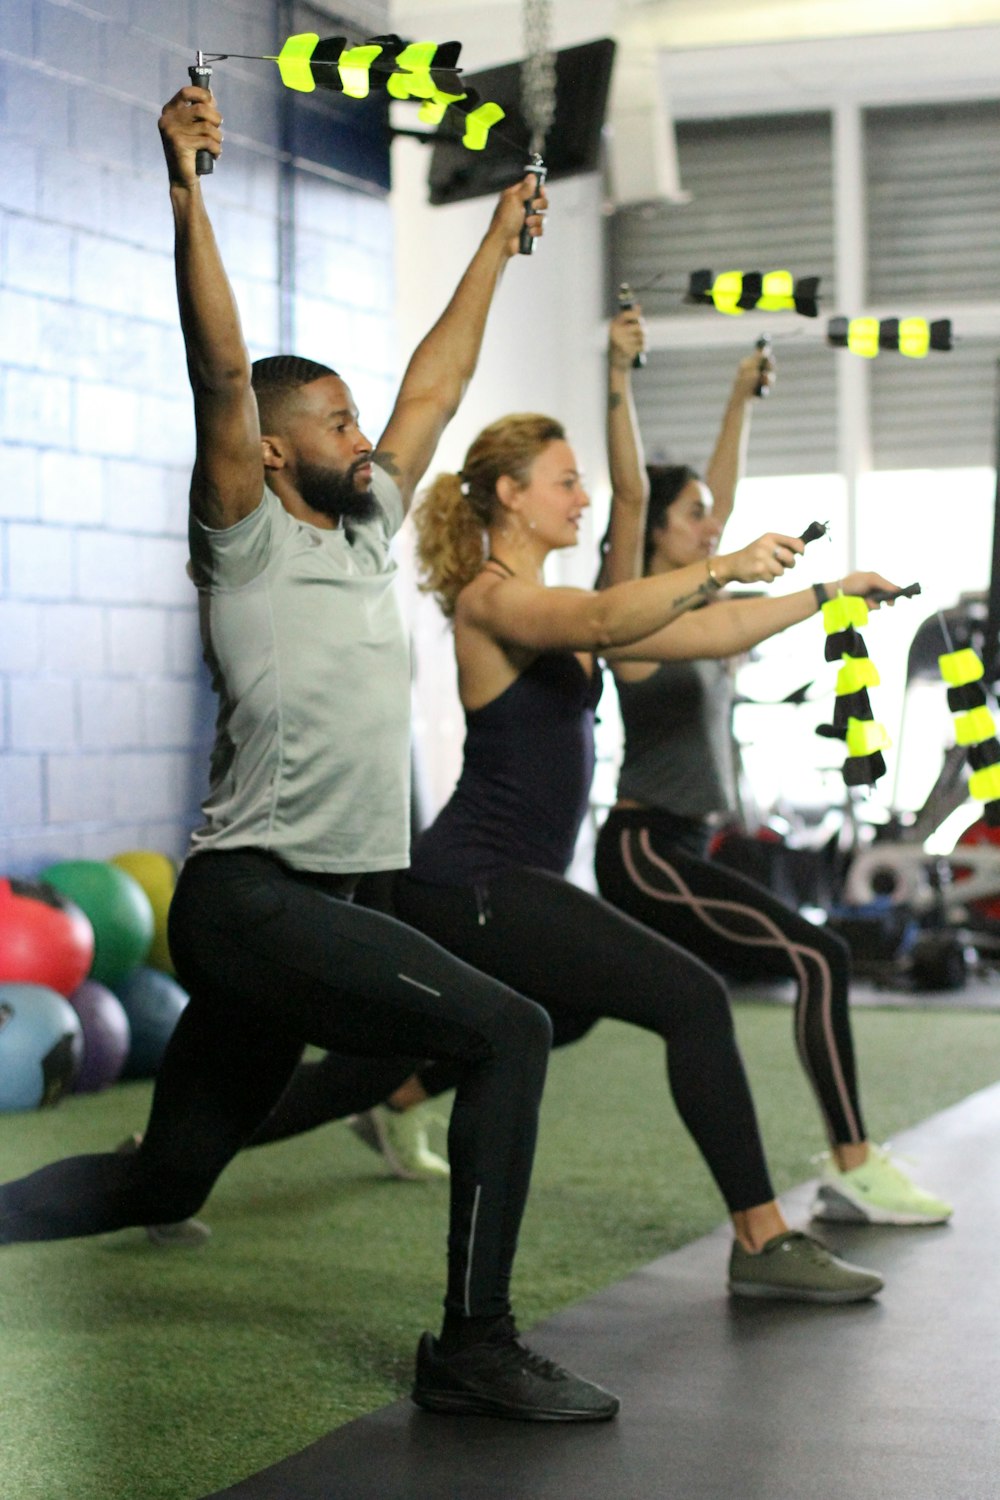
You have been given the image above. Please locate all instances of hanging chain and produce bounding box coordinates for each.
[521,0,557,157]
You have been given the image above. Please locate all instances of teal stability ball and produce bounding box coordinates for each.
[115,967,189,1079]
[0,982,84,1110]
[41,861,154,988]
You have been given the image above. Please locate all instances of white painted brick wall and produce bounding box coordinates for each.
[40,604,105,674]
[40,452,105,526]
[0,603,42,673]
[0,446,39,521]
[108,606,171,676]
[79,679,144,749]
[9,677,77,751]
[8,524,75,599]
[0,0,393,874]
[0,755,44,829]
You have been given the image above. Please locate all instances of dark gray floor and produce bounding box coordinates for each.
[206,1085,1000,1500]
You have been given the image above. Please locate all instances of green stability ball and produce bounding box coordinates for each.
[41,861,154,989]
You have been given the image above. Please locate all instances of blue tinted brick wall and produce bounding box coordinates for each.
[0,0,395,875]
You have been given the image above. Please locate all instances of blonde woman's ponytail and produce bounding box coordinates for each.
[411,472,486,617]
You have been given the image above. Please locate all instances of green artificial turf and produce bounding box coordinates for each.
[3,1003,1000,1500]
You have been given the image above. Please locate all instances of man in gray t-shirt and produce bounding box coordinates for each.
[0,82,619,1427]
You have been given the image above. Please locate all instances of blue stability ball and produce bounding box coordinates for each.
[116,967,189,1079]
[0,983,85,1110]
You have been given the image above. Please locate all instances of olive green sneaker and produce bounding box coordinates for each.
[728,1230,883,1303]
[348,1103,449,1181]
[811,1146,953,1226]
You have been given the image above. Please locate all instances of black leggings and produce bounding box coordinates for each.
[0,850,553,1320]
[595,808,865,1147]
[394,865,775,1214]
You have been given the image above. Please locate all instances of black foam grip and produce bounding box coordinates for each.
[519,164,545,256]
[843,751,886,787]
[824,628,868,662]
[616,290,646,369]
[865,582,921,604]
[188,65,214,176]
[948,683,987,713]
[754,336,771,398]
[968,739,1000,771]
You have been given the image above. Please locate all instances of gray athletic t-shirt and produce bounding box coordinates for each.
[187,466,411,873]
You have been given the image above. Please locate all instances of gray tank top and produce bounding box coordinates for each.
[615,658,737,819]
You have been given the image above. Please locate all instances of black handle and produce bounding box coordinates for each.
[867,582,922,603]
[617,283,646,370]
[519,157,546,256]
[188,64,214,176]
[754,334,771,398]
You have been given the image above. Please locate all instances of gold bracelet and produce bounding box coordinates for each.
[705,558,723,591]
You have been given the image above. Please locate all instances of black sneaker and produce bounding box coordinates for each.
[411,1320,620,1422]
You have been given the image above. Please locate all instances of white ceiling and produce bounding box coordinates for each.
[387,0,1000,54]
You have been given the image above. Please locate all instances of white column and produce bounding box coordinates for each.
[832,101,870,570]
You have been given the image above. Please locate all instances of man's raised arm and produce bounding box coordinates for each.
[375,176,548,511]
[159,86,262,529]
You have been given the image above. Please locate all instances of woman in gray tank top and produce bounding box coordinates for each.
[595,346,952,1228]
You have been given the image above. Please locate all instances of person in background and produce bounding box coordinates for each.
[594,344,951,1228]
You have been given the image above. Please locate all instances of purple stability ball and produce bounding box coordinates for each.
[68,980,132,1093]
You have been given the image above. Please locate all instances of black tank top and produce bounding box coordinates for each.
[410,652,603,885]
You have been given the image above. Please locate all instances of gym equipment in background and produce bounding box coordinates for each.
[68,980,132,1094]
[0,983,84,1110]
[40,860,153,989]
[110,851,178,976]
[115,968,189,1080]
[0,878,94,996]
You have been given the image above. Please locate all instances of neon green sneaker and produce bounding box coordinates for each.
[728,1230,883,1303]
[811,1145,953,1226]
[348,1103,449,1181]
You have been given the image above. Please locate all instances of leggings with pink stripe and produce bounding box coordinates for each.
[594,808,865,1148]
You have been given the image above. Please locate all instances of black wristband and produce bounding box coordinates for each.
[813,582,830,609]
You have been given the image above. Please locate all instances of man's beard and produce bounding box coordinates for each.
[295,456,378,523]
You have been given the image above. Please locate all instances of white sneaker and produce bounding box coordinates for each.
[811,1145,952,1226]
[348,1103,449,1181]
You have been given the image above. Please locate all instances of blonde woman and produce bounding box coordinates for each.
[393,388,886,1305]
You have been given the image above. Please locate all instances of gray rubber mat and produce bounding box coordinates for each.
[205,1083,1000,1500]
